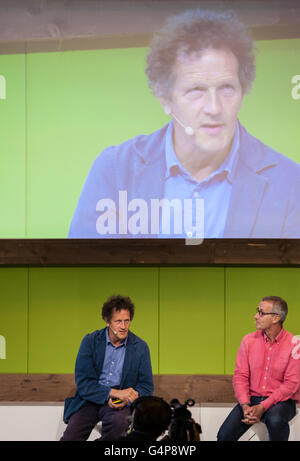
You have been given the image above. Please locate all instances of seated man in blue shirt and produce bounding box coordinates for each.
[60,295,154,441]
[69,8,300,239]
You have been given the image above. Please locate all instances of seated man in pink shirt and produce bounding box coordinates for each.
[217,296,300,441]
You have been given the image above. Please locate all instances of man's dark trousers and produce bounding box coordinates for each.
[60,401,131,441]
[217,396,296,441]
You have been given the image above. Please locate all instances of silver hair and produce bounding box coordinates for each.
[262,296,288,324]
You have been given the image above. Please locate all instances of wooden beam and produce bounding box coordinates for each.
[1,0,300,54]
[0,374,76,402]
[0,239,300,266]
[153,374,235,404]
[0,374,235,403]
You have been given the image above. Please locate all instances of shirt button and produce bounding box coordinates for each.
[263,386,266,389]
[193,191,199,197]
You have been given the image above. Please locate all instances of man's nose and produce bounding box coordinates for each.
[203,89,222,116]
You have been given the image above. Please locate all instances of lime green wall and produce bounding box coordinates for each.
[1,266,300,375]
[0,39,300,237]
[0,55,26,237]
[0,268,28,372]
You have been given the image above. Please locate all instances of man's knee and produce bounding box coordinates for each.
[264,400,296,427]
[217,423,237,441]
[217,425,228,441]
[264,412,287,432]
[111,408,130,429]
[60,403,100,441]
[102,407,130,432]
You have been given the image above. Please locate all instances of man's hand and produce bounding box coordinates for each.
[241,403,265,425]
[108,397,128,410]
[241,404,252,425]
[110,387,138,404]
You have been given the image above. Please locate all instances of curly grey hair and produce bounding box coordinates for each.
[146,8,256,99]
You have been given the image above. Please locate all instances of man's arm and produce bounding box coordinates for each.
[232,337,251,406]
[106,340,153,410]
[133,341,154,398]
[282,182,300,238]
[117,340,153,401]
[109,387,139,403]
[68,147,118,238]
[74,334,111,405]
[232,337,265,424]
[259,343,300,412]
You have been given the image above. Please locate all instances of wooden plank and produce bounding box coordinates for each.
[154,375,235,404]
[0,239,300,266]
[0,374,76,402]
[0,0,300,54]
[0,374,235,403]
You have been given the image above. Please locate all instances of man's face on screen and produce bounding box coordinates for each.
[162,48,243,159]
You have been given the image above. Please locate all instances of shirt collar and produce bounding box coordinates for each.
[263,327,285,344]
[165,120,240,184]
[105,327,128,347]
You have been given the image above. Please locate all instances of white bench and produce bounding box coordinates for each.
[0,403,299,441]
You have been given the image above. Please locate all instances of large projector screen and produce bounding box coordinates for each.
[0,8,300,239]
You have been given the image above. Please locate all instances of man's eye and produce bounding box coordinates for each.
[220,85,235,96]
[186,88,204,98]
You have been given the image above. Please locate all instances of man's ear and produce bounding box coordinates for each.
[272,313,281,324]
[103,317,109,327]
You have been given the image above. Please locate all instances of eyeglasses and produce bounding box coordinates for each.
[256,308,279,317]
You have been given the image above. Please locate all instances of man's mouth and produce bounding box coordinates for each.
[201,124,224,135]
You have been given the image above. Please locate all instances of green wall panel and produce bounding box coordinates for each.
[1,266,299,377]
[225,267,300,374]
[0,54,26,237]
[159,267,225,374]
[0,268,28,372]
[28,266,159,373]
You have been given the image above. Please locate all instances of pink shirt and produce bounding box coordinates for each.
[233,328,300,411]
